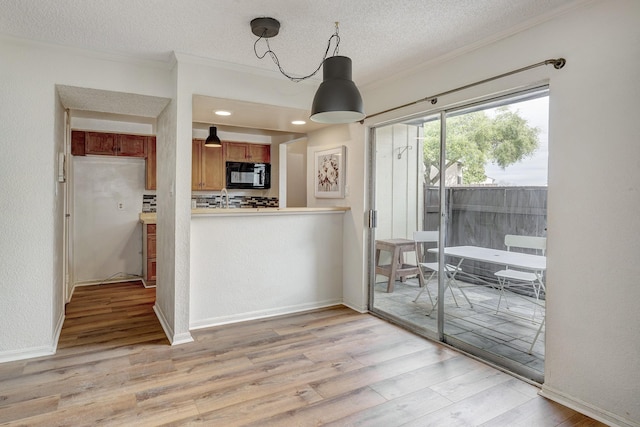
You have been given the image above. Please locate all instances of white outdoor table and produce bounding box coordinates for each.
[429,245,546,353]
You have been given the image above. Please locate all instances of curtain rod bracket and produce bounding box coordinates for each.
[551,58,566,69]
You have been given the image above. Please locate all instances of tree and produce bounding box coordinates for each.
[423,107,540,185]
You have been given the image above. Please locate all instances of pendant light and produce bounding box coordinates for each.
[310,56,365,123]
[204,126,222,147]
[251,18,365,124]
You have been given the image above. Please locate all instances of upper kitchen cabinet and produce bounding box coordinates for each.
[117,134,147,157]
[71,130,147,157]
[145,136,156,190]
[224,142,270,163]
[192,139,224,191]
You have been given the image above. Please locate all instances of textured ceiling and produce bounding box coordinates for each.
[2,0,584,134]
[1,0,583,86]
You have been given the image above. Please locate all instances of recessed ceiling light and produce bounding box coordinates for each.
[292,120,306,125]
[215,110,231,116]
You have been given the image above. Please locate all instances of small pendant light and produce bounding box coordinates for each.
[204,126,222,147]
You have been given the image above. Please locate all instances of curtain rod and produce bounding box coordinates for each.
[361,57,566,123]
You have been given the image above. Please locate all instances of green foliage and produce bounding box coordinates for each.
[423,107,539,184]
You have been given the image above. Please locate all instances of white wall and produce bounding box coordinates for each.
[190,212,344,328]
[286,139,307,207]
[306,124,368,312]
[0,36,171,361]
[72,156,145,283]
[374,124,423,241]
[359,1,640,425]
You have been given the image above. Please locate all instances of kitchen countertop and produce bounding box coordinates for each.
[140,207,350,223]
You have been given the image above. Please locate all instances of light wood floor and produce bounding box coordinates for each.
[0,281,604,426]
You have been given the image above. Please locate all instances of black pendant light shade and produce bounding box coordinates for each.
[310,56,365,124]
[204,126,222,147]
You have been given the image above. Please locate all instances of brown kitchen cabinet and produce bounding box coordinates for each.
[143,223,156,284]
[86,132,117,155]
[224,141,270,163]
[145,136,156,190]
[192,138,224,191]
[71,130,148,157]
[117,134,147,157]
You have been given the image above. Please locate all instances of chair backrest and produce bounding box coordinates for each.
[413,231,439,263]
[413,230,439,243]
[504,234,546,255]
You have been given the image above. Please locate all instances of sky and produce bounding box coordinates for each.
[483,96,549,186]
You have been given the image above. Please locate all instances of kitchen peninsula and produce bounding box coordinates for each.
[140,206,350,329]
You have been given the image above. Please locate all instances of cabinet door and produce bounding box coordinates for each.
[86,132,117,155]
[192,139,203,190]
[201,144,224,190]
[225,142,248,162]
[145,137,156,190]
[118,134,147,157]
[248,144,271,163]
[147,233,156,258]
[147,258,157,281]
[71,130,86,156]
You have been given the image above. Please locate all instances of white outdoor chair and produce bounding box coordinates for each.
[494,234,546,314]
[412,231,473,315]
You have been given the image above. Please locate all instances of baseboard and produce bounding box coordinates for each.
[72,276,143,292]
[141,278,156,288]
[153,304,193,345]
[0,345,55,364]
[189,299,344,330]
[52,310,65,351]
[540,385,639,427]
[341,300,368,314]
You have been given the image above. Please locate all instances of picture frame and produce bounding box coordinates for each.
[314,146,346,198]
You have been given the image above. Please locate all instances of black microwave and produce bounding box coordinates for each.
[225,162,271,189]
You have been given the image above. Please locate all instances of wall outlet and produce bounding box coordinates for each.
[117,202,124,210]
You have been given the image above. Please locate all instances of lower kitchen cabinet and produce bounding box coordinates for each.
[143,223,156,284]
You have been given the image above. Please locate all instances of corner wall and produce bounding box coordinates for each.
[306,124,368,312]
[0,35,172,361]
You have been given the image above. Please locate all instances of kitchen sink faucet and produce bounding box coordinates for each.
[220,188,229,208]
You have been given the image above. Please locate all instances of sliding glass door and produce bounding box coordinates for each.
[370,88,549,382]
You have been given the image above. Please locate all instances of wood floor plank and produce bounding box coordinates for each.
[246,386,388,427]
[324,386,453,427]
[0,395,59,424]
[190,385,324,426]
[0,282,606,426]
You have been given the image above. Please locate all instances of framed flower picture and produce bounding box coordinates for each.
[314,146,346,198]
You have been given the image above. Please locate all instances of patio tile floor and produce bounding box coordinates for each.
[373,277,545,379]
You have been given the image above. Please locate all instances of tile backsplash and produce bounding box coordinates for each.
[142,194,278,212]
[142,194,156,212]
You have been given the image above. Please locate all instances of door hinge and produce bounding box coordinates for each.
[367,210,377,228]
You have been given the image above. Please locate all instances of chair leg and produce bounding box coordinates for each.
[450,277,473,308]
[446,280,460,307]
[496,277,510,314]
[413,271,435,306]
[529,316,545,354]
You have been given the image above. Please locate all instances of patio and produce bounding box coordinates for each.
[373,276,545,378]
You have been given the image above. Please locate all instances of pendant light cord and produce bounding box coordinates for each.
[254,22,341,82]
